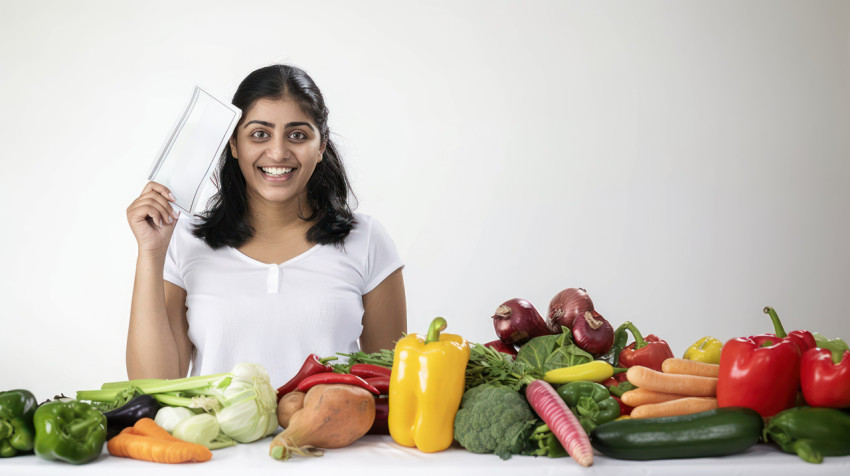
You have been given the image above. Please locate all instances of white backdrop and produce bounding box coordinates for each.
[1,0,848,401]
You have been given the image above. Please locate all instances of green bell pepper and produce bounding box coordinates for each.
[763,406,850,464]
[33,399,107,464]
[556,381,621,433]
[0,389,37,457]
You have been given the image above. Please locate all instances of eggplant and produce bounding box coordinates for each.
[102,394,160,439]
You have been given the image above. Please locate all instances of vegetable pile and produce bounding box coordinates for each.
[3,290,850,468]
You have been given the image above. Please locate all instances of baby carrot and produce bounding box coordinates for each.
[131,417,183,441]
[107,432,212,463]
[629,397,718,419]
[620,388,687,407]
[626,366,717,397]
[661,358,720,378]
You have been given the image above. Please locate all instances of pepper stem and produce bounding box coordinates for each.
[619,321,647,350]
[763,306,787,338]
[425,317,447,345]
[66,417,101,438]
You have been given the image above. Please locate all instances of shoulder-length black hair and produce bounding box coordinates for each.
[192,64,356,248]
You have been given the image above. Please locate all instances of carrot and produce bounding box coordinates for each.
[620,388,688,407]
[525,379,593,467]
[626,365,717,397]
[131,417,183,442]
[661,358,720,378]
[629,397,718,419]
[107,432,213,463]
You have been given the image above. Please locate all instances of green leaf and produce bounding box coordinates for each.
[516,334,560,370]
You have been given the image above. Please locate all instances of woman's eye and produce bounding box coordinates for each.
[250,130,270,139]
[289,131,307,140]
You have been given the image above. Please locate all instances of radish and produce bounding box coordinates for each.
[525,379,594,467]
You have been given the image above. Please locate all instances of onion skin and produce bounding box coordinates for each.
[571,311,615,356]
[483,339,518,356]
[492,298,551,346]
[547,288,595,332]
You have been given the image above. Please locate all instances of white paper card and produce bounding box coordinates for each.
[147,86,241,214]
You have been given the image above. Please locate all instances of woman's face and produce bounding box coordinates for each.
[229,97,324,209]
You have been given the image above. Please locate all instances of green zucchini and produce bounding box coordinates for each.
[590,407,764,460]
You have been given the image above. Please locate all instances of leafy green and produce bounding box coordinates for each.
[465,343,540,390]
[516,328,593,372]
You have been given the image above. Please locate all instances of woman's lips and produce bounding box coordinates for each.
[259,166,295,182]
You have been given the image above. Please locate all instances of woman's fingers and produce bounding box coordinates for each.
[143,181,177,202]
[129,197,175,227]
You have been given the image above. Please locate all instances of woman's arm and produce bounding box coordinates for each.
[360,268,407,353]
[125,182,193,380]
[126,256,193,379]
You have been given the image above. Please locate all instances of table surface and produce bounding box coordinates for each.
[2,435,849,475]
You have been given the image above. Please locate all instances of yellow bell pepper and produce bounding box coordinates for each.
[388,317,469,453]
[683,336,723,364]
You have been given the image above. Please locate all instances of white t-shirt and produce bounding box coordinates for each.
[163,213,403,388]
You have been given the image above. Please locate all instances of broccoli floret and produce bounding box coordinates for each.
[453,384,536,456]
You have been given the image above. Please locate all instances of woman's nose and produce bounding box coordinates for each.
[265,138,289,161]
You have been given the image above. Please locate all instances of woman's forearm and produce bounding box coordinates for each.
[126,252,186,379]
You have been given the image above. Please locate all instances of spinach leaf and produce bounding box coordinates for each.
[517,327,593,372]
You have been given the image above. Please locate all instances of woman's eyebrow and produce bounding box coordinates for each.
[243,120,315,131]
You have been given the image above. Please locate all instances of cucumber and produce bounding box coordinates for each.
[590,407,763,460]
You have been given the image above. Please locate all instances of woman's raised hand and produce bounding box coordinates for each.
[127,182,181,255]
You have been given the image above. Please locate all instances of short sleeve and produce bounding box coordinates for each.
[163,223,185,289]
[362,217,404,294]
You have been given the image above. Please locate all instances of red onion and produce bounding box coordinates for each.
[483,339,518,356]
[492,298,551,346]
[571,311,614,356]
[547,288,595,332]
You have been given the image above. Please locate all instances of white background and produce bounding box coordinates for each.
[1,0,848,401]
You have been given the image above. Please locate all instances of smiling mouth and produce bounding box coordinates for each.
[259,166,294,177]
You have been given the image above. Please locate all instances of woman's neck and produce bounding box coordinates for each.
[245,192,312,243]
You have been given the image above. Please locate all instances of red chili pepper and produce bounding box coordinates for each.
[483,339,518,356]
[350,363,392,379]
[717,307,808,418]
[275,354,335,402]
[364,375,390,394]
[367,396,390,435]
[296,372,380,395]
[617,322,674,372]
[801,347,850,408]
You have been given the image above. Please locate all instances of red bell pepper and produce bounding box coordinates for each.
[717,306,808,417]
[763,306,815,353]
[617,322,674,372]
[801,345,850,409]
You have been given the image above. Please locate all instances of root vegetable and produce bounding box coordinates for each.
[277,391,305,428]
[269,384,375,461]
[571,311,614,355]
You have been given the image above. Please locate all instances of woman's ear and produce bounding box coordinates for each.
[229,137,238,159]
[318,141,326,162]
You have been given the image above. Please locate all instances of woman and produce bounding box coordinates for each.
[125,65,407,386]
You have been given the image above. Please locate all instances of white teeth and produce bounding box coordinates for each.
[260,167,293,176]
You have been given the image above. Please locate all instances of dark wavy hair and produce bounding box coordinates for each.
[192,65,356,248]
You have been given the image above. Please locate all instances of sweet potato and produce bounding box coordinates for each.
[277,391,306,428]
[269,384,375,460]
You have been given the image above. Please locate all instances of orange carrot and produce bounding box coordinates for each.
[661,358,720,378]
[620,388,687,407]
[107,432,212,463]
[629,397,718,419]
[626,365,717,397]
[131,417,183,442]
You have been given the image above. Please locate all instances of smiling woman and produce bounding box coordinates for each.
[124,65,407,387]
